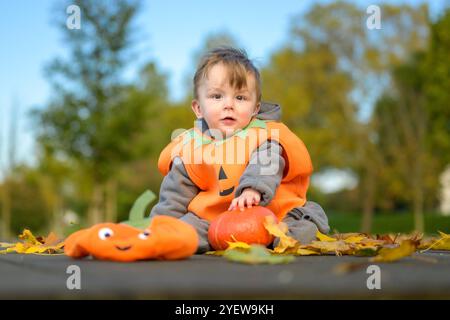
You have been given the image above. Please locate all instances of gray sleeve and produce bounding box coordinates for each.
[234,140,285,206]
[149,156,200,219]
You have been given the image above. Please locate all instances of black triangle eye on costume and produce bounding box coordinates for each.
[218,166,235,196]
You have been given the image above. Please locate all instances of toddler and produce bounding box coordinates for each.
[150,47,330,253]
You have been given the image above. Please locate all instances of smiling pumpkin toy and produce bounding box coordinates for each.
[64,216,199,262]
[65,190,199,262]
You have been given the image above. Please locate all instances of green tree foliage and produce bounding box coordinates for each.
[424,9,450,167]
[1,167,51,235]
[262,2,430,232]
[33,0,169,224]
[37,0,144,182]
[262,44,356,171]
[372,9,450,223]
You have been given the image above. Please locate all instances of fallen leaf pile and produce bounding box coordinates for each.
[0,229,65,255]
[206,216,450,265]
[264,216,389,257]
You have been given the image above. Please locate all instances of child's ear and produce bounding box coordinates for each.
[254,102,261,115]
[191,100,203,119]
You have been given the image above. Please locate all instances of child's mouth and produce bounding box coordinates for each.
[221,117,236,125]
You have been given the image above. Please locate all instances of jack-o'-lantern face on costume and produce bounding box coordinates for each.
[218,166,235,197]
[64,216,198,262]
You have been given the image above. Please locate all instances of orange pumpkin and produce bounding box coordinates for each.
[208,206,277,250]
[64,216,198,262]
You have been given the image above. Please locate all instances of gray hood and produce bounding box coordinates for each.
[195,101,281,134]
[256,101,281,121]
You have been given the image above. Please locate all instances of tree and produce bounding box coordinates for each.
[425,9,450,168]
[34,0,159,224]
[265,2,430,232]
[0,98,20,240]
[372,8,450,230]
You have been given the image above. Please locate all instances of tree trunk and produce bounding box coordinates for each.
[1,181,11,241]
[412,157,425,233]
[105,179,117,222]
[51,194,64,237]
[361,165,375,234]
[88,183,104,225]
[413,188,424,233]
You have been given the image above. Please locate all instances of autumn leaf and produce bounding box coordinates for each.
[296,248,320,256]
[376,234,397,244]
[343,235,366,244]
[264,216,298,253]
[420,231,450,252]
[0,242,14,248]
[224,245,295,264]
[305,240,354,256]
[19,229,41,246]
[335,232,367,240]
[226,235,252,250]
[316,231,337,242]
[370,240,417,263]
[0,229,65,255]
[205,250,225,256]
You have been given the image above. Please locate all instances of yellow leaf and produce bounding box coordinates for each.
[316,231,337,242]
[438,231,450,238]
[370,240,417,263]
[2,229,65,255]
[10,243,29,253]
[418,237,438,250]
[337,233,366,240]
[18,229,41,246]
[296,248,320,256]
[264,216,298,253]
[358,238,386,247]
[263,216,288,238]
[343,235,366,244]
[205,250,225,256]
[226,240,251,250]
[420,231,450,252]
[0,242,14,248]
[26,246,46,254]
[306,240,353,256]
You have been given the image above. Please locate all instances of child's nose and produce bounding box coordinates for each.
[224,97,234,109]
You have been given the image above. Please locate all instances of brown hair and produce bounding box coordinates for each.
[193,47,261,101]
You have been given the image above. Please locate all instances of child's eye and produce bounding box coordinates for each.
[236,95,248,101]
[210,94,222,100]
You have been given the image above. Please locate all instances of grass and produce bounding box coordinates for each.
[327,211,450,235]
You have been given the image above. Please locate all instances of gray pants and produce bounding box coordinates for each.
[180,201,330,254]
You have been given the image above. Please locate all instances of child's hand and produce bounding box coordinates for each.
[228,188,261,211]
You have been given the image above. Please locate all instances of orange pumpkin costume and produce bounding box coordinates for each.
[64,216,198,262]
[158,118,313,222]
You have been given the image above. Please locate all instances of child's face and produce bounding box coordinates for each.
[192,63,260,139]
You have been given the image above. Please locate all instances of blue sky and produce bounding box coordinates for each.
[0,0,313,168]
[0,0,446,190]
